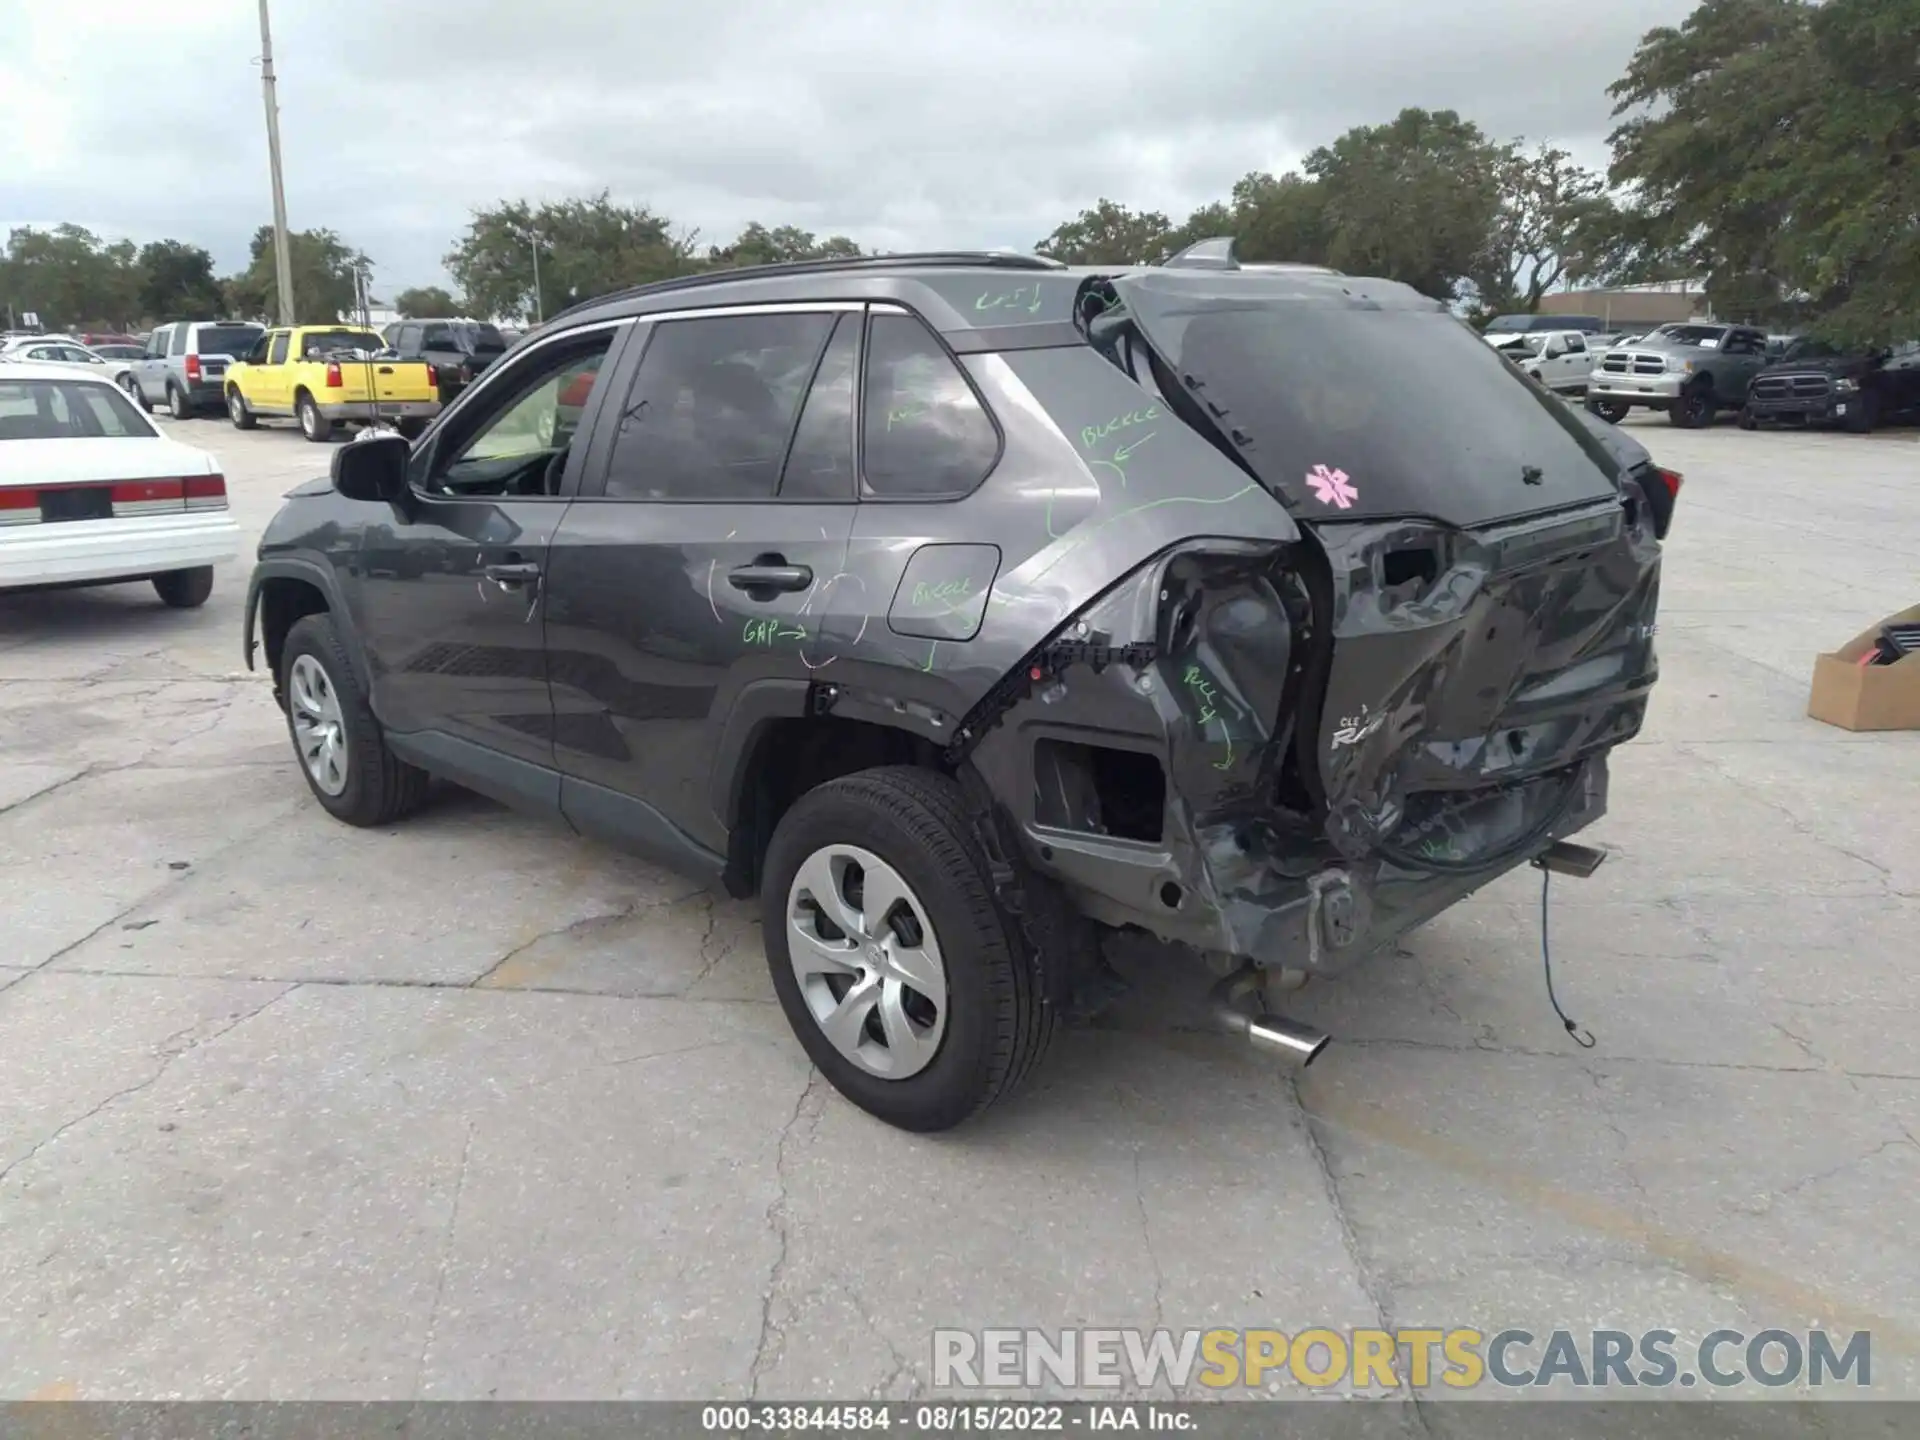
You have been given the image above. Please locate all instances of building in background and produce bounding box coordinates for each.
[1540,280,1707,329]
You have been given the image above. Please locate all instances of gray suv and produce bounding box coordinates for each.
[244,244,1671,1131]
[130,321,266,419]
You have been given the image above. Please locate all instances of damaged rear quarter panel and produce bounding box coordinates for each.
[818,344,1297,739]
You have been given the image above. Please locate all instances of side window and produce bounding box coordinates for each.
[1564,335,1586,354]
[170,326,189,357]
[146,326,171,359]
[397,324,421,352]
[860,313,999,498]
[428,330,617,495]
[602,311,834,501]
[779,314,859,499]
[268,332,290,364]
[26,346,58,362]
[421,323,455,350]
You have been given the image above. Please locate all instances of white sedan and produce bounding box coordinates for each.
[0,361,242,607]
[0,337,138,394]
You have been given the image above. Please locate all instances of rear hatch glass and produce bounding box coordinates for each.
[455,323,508,354]
[194,326,264,358]
[298,329,383,359]
[1107,271,1624,530]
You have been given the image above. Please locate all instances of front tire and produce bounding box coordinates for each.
[280,613,429,826]
[152,566,213,609]
[1586,398,1631,424]
[1738,406,1759,430]
[297,391,333,442]
[760,766,1056,1133]
[1845,392,1879,435]
[1670,387,1716,429]
[227,388,257,429]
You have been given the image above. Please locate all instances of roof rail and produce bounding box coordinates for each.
[546,250,1066,325]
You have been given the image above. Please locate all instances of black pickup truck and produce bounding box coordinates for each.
[380,318,510,407]
[1741,337,1920,434]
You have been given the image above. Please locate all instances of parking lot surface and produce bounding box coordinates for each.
[3,415,1917,1402]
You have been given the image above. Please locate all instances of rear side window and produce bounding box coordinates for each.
[193,325,261,357]
[422,323,456,350]
[168,326,188,357]
[860,313,998,498]
[603,311,834,501]
[456,322,508,354]
[268,333,290,364]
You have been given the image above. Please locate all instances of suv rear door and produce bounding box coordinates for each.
[540,303,861,864]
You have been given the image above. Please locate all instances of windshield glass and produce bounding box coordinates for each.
[454,322,508,353]
[1781,338,1843,362]
[0,378,152,439]
[1647,324,1725,348]
[1483,315,1533,334]
[1121,288,1623,528]
[299,329,383,359]
[194,325,264,357]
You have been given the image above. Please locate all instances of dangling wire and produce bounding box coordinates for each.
[1540,868,1595,1048]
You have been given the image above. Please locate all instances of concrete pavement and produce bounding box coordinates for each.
[2,413,1916,1403]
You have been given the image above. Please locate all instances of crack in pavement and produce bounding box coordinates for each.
[1677,742,1897,883]
[0,985,294,1190]
[1287,1074,1433,1433]
[0,765,101,817]
[748,1068,822,1400]
[415,1119,478,1399]
[22,798,306,975]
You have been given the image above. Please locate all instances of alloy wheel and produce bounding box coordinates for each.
[786,843,948,1080]
[288,654,350,797]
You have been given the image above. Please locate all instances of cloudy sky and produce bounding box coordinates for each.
[1,0,1695,294]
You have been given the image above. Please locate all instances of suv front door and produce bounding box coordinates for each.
[352,321,633,804]
[540,304,861,864]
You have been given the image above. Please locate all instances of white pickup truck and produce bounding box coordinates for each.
[1485,329,1595,394]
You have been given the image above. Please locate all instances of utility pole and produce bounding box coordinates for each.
[530,234,544,325]
[257,0,297,327]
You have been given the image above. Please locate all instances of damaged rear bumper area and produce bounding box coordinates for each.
[960,497,1659,978]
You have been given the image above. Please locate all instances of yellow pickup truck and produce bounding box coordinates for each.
[223,325,442,443]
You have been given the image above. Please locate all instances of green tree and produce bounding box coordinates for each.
[1035,199,1173,265]
[394,284,458,318]
[1305,108,1504,301]
[0,224,141,330]
[223,227,368,323]
[1604,0,1919,343]
[445,191,700,322]
[708,223,862,269]
[1467,144,1610,315]
[136,239,224,323]
[1226,172,1331,266]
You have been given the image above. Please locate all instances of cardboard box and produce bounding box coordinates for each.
[1807,604,1920,731]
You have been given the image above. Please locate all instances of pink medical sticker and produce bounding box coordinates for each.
[1305,463,1358,509]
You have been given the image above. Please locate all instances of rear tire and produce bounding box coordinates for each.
[280,613,429,827]
[167,384,192,420]
[297,391,333,442]
[759,766,1056,1133]
[152,566,213,609]
[227,388,257,430]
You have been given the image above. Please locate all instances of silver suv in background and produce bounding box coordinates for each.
[130,321,266,419]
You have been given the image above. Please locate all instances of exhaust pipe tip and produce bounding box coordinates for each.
[1214,1005,1331,1068]
[1246,1013,1331,1067]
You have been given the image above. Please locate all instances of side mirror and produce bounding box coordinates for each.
[331,431,412,511]
[1544,344,1566,359]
